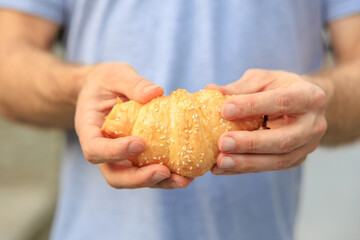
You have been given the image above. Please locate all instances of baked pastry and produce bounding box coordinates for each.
[101,89,264,178]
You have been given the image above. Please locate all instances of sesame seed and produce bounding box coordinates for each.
[162,155,165,158]
[146,160,149,164]
[177,162,180,165]
[160,144,164,147]
[144,157,147,160]
[139,163,143,166]
[182,161,185,165]
[160,136,165,139]
[187,159,191,162]
[160,162,163,165]
[153,157,157,160]
[190,167,193,170]
[197,164,200,168]
[200,160,203,163]
[177,168,180,172]
[154,108,159,112]
[156,129,160,132]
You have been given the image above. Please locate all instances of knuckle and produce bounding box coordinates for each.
[242,136,259,152]
[274,158,289,170]
[309,143,319,153]
[315,117,328,136]
[240,97,256,114]
[293,157,307,168]
[274,92,292,114]
[83,148,97,164]
[104,143,123,160]
[244,68,269,79]
[312,88,326,109]
[240,159,257,172]
[279,135,297,152]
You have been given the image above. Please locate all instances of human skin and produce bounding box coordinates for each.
[0,10,359,188]
[208,14,360,175]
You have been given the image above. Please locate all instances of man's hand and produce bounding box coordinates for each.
[207,69,327,175]
[75,63,193,189]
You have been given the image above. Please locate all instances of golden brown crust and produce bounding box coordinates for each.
[101,89,263,178]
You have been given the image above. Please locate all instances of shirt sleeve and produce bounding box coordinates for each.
[322,0,360,23]
[0,0,65,24]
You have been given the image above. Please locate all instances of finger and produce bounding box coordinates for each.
[219,69,277,95]
[79,126,146,164]
[205,84,229,95]
[122,76,164,103]
[99,162,171,189]
[212,140,318,175]
[111,64,164,103]
[219,124,304,154]
[212,156,308,176]
[150,174,194,189]
[219,113,326,154]
[221,88,311,120]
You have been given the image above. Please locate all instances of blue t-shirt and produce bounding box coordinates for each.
[1,1,360,239]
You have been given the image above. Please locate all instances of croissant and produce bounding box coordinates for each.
[101,89,264,178]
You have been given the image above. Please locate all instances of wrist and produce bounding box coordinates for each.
[56,64,93,106]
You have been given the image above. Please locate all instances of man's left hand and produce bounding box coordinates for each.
[207,69,327,175]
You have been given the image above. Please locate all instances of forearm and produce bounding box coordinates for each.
[306,58,360,145]
[0,42,88,129]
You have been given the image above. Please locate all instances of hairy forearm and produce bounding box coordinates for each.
[0,42,88,129]
[306,58,360,145]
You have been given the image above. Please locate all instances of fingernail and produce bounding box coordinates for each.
[220,137,236,152]
[152,172,170,183]
[144,85,159,94]
[213,167,225,175]
[222,104,237,119]
[128,142,145,154]
[220,156,235,169]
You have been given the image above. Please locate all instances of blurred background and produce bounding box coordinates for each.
[0,114,359,240]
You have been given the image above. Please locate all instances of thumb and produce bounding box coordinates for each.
[115,64,164,103]
[206,84,232,95]
[124,76,164,103]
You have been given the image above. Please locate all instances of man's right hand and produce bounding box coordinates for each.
[75,63,193,189]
